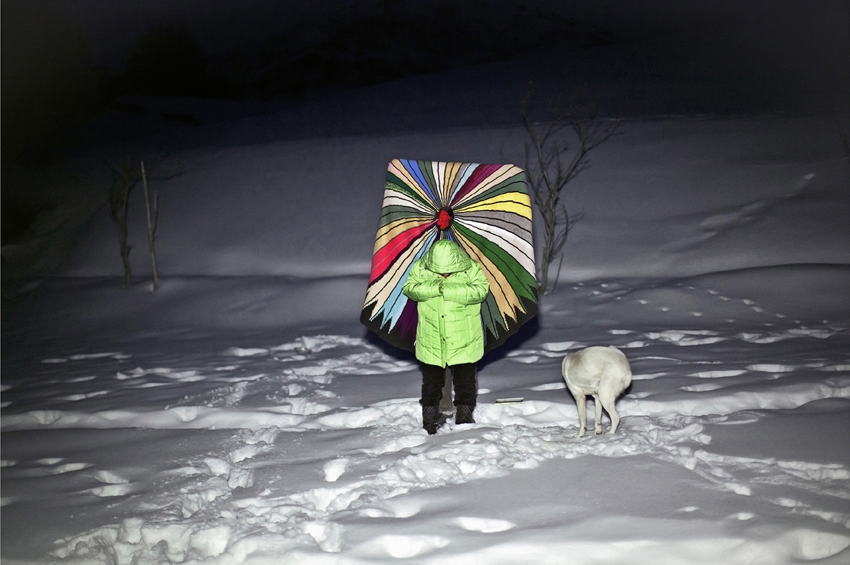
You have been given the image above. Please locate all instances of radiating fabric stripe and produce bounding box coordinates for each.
[379,204,429,223]
[399,159,439,206]
[453,229,519,328]
[381,191,434,215]
[370,230,435,328]
[480,293,501,340]
[384,178,433,211]
[448,163,478,204]
[375,217,433,254]
[454,223,536,307]
[366,227,435,320]
[457,210,533,242]
[458,193,532,219]
[418,160,440,205]
[442,162,464,204]
[364,159,537,353]
[453,165,521,205]
[389,161,437,207]
[369,221,434,284]
[430,161,443,205]
[460,175,528,208]
[452,163,503,205]
[457,217,535,276]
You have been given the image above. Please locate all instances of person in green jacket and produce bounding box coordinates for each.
[402,239,490,434]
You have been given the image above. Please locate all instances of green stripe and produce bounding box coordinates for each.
[379,205,432,228]
[455,223,537,306]
[385,177,435,211]
[418,161,440,206]
[481,293,503,335]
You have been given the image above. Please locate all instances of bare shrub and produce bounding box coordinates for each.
[522,90,621,294]
[107,160,140,287]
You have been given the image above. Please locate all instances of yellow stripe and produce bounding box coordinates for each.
[444,162,463,202]
[458,193,532,219]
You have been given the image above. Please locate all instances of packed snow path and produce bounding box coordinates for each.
[3,282,850,565]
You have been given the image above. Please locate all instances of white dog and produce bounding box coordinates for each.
[561,346,632,437]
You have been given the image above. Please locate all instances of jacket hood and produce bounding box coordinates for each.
[423,239,472,274]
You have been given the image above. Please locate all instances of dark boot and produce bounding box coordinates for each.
[422,406,447,435]
[455,404,475,425]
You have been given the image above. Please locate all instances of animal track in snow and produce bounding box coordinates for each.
[542,341,578,352]
[747,364,796,373]
[680,383,725,392]
[87,470,134,497]
[689,370,747,378]
[42,352,130,363]
[31,333,850,563]
[529,382,566,391]
[68,376,97,383]
[645,330,725,346]
[49,402,850,562]
[356,534,450,559]
[226,347,269,357]
[47,462,92,474]
[636,373,672,382]
[508,354,539,363]
[505,342,584,363]
[323,458,351,482]
[59,391,109,401]
[453,516,516,533]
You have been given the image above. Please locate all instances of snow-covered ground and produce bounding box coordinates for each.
[3,110,849,563]
[2,2,850,562]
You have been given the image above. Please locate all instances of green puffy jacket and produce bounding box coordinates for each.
[402,240,490,367]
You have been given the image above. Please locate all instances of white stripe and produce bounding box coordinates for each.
[382,193,434,214]
[457,218,536,275]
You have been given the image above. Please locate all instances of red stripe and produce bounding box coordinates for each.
[369,221,434,284]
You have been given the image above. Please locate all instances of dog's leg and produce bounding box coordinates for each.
[592,394,603,435]
[598,391,620,435]
[574,393,587,438]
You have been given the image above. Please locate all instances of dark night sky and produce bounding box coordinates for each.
[9,0,849,84]
[55,1,845,70]
[1,0,847,179]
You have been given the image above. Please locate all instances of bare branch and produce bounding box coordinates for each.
[106,160,140,287]
[141,161,161,291]
[523,87,621,294]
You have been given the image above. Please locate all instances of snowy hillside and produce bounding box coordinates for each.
[2,1,850,563]
[3,108,849,563]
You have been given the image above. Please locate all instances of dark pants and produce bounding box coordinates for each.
[420,362,477,408]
